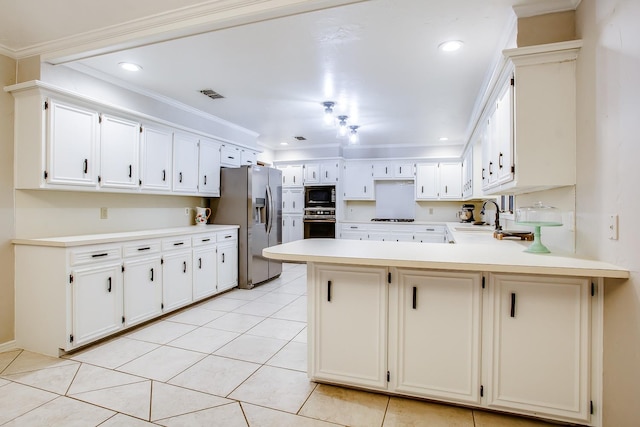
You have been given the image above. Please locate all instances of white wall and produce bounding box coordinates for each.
[0,54,16,344]
[576,1,640,425]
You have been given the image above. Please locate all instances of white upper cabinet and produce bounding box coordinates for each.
[99,114,140,189]
[480,41,580,194]
[140,125,172,192]
[172,132,199,193]
[415,163,439,200]
[320,161,340,184]
[220,145,241,167]
[240,149,257,166]
[304,163,320,185]
[373,161,414,179]
[343,161,374,200]
[198,138,221,196]
[47,99,99,187]
[438,162,462,200]
[280,164,304,187]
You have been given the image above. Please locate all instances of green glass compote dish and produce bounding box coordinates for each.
[515,202,563,253]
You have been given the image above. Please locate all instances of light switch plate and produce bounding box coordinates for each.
[608,214,619,240]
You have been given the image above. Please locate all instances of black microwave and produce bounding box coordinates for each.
[305,186,336,207]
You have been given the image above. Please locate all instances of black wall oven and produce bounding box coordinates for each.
[303,186,336,239]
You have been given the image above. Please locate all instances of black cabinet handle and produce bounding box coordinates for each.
[107,277,112,292]
[162,169,166,182]
[92,253,108,258]
[198,257,202,269]
[421,185,424,193]
[325,171,328,178]
[510,292,516,318]
[499,152,504,169]
[183,261,187,273]
[150,268,154,282]
[224,235,232,239]
[173,242,184,246]
[204,175,207,185]
[83,159,88,174]
[179,172,183,183]
[400,166,402,174]
[364,186,367,193]
[328,280,332,302]
[489,161,493,175]
[385,166,388,174]
[128,164,132,178]
[222,253,225,263]
[412,286,417,309]
[137,247,151,251]
[202,238,210,242]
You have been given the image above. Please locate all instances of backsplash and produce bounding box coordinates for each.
[342,200,481,223]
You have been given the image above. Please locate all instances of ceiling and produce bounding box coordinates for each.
[0,0,578,152]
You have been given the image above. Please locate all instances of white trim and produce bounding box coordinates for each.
[7,0,364,63]
[0,340,19,353]
[512,0,582,18]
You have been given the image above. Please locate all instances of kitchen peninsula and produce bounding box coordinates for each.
[263,234,628,427]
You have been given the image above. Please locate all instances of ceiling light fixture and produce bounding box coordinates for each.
[439,137,449,141]
[438,40,464,52]
[118,62,142,71]
[348,125,359,144]
[323,101,335,125]
[280,142,289,146]
[336,115,349,137]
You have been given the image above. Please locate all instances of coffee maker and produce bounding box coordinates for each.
[458,204,475,223]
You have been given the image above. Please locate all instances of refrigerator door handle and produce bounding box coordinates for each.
[266,184,273,234]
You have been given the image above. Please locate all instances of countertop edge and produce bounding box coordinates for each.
[12,225,240,247]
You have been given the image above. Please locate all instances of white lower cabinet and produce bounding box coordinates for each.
[193,245,218,300]
[217,235,238,292]
[308,264,596,426]
[389,269,482,404]
[123,255,163,327]
[309,263,388,390]
[282,214,304,243]
[71,261,124,348]
[485,273,591,422]
[162,248,193,312]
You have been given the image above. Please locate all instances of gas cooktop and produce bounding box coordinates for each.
[371,218,415,222]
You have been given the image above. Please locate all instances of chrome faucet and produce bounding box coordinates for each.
[481,200,502,231]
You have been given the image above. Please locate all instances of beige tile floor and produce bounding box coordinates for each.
[0,263,563,426]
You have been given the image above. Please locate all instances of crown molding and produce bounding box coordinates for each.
[512,0,582,18]
[4,0,364,63]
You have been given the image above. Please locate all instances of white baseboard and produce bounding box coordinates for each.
[0,340,19,353]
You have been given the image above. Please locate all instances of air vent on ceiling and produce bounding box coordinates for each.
[294,136,307,141]
[199,89,225,100]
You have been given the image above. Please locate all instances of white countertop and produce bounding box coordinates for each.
[263,238,629,279]
[12,225,239,248]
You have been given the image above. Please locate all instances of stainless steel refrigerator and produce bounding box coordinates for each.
[211,165,282,289]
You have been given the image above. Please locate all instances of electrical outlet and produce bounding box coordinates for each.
[608,214,619,240]
[185,207,191,216]
[100,207,108,219]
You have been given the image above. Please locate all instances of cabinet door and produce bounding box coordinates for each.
[390,269,482,404]
[487,274,590,422]
[495,83,514,185]
[373,161,393,178]
[304,163,320,185]
[173,133,199,193]
[415,163,438,200]
[309,263,388,390]
[99,114,140,189]
[439,162,462,200]
[123,256,162,327]
[395,162,414,178]
[344,162,373,200]
[71,262,123,347]
[193,246,218,299]
[220,145,241,167]
[162,250,193,312]
[282,216,291,243]
[47,100,99,187]
[198,138,221,196]
[289,214,304,242]
[282,188,303,214]
[240,150,257,166]
[140,125,172,191]
[320,161,340,183]
[218,242,238,292]
[281,165,303,187]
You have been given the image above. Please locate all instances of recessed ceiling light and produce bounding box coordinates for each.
[118,62,142,72]
[439,137,449,141]
[438,40,464,52]
[280,142,289,146]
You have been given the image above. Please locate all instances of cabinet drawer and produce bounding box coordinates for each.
[70,245,121,266]
[192,234,217,247]
[414,225,445,234]
[122,240,161,258]
[162,236,192,251]
[217,230,237,243]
